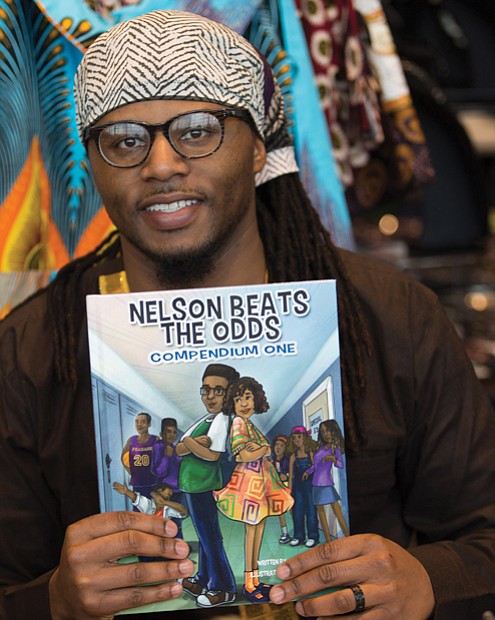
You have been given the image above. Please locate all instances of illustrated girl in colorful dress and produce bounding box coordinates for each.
[270,434,292,544]
[287,425,319,547]
[214,377,294,604]
[306,419,349,540]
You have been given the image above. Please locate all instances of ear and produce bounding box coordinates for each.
[252,135,267,175]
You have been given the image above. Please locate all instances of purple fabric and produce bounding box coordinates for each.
[151,440,181,492]
[307,446,343,487]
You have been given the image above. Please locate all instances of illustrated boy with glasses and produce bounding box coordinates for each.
[175,363,240,608]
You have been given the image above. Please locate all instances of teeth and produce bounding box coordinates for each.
[146,199,198,213]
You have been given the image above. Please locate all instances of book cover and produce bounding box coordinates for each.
[86,279,349,614]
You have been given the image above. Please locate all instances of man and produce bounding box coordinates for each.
[151,418,180,492]
[151,417,182,536]
[121,412,158,500]
[0,9,494,620]
[112,481,187,522]
[175,363,240,608]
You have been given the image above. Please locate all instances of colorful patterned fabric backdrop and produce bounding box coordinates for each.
[0,0,356,316]
[2,1,434,318]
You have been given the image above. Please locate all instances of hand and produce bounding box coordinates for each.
[49,511,193,619]
[112,481,128,495]
[322,455,336,463]
[194,435,212,448]
[302,472,309,480]
[244,441,261,452]
[269,533,435,619]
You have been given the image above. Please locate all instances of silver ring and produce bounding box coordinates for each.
[349,584,365,613]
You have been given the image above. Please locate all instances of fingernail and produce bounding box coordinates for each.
[164,520,178,536]
[270,587,284,604]
[175,540,190,556]
[277,564,290,579]
[171,583,183,597]
[179,560,192,575]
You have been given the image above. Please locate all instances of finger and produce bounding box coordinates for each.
[276,536,368,581]
[293,584,375,618]
[271,558,368,604]
[65,511,178,544]
[98,557,194,590]
[68,530,190,567]
[312,611,383,620]
[76,580,185,617]
[271,537,380,604]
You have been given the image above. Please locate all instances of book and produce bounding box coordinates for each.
[86,279,349,614]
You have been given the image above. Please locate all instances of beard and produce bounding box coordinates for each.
[154,236,224,288]
[129,215,241,289]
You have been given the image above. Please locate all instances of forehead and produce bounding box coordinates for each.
[136,414,149,421]
[202,375,229,387]
[235,388,253,397]
[96,99,226,125]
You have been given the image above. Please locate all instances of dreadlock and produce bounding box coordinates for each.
[256,173,371,455]
[47,230,121,387]
[48,174,371,454]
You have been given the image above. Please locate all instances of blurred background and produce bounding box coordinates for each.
[1,0,494,400]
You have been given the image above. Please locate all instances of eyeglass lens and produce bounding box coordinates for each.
[200,386,226,396]
[98,111,224,166]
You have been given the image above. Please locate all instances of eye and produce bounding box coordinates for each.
[118,136,146,149]
[171,112,222,146]
[100,123,149,151]
[184,127,209,140]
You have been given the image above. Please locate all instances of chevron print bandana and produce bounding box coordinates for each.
[74,10,298,186]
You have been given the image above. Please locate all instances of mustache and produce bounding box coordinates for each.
[141,185,207,200]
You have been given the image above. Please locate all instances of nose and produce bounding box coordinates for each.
[140,132,190,180]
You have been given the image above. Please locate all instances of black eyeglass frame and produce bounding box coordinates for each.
[199,386,227,397]
[83,107,254,168]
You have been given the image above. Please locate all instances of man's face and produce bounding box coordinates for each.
[201,375,229,415]
[161,425,177,445]
[87,99,266,287]
[135,414,150,434]
[151,487,173,507]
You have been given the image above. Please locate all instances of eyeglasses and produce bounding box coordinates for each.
[84,108,252,168]
[200,386,226,397]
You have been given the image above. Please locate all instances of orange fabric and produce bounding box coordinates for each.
[215,417,294,524]
[0,137,69,270]
[74,207,115,258]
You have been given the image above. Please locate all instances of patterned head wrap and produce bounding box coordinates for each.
[74,10,298,185]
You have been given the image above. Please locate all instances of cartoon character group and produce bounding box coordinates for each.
[113,363,348,608]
